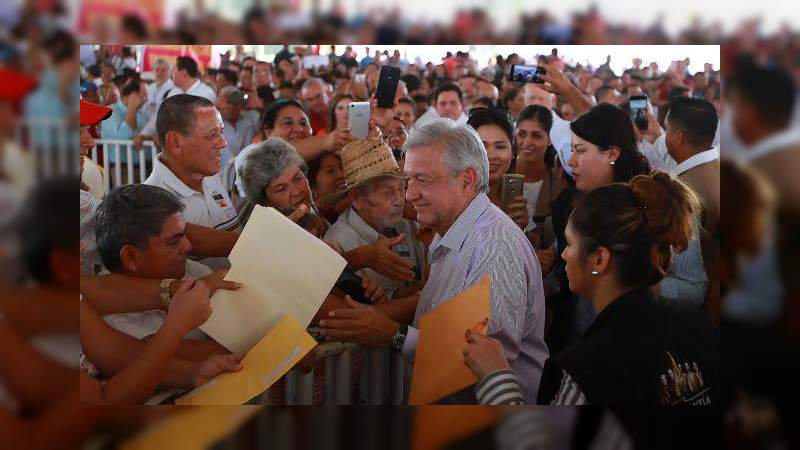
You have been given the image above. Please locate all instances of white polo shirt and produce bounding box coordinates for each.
[102,260,213,341]
[145,153,239,270]
[167,78,217,103]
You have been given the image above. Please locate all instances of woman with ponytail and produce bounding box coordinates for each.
[463,172,719,405]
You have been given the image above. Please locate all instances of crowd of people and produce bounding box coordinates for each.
[57,43,733,408]
[0,0,798,445]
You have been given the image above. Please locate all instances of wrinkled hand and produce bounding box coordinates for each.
[193,353,244,386]
[537,246,556,278]
[505,196,529,230]
[166,280,212,333]
[463,330,509,379]
[361,274,387,304]
[364,234,415,281]
[318,296,399,346]
[199,270,243,296]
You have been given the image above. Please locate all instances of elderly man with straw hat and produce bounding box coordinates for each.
[323,135,426,302]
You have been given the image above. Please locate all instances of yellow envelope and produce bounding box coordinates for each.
[409,274,491,405]
[177,314,316,405]
[119,405,261,450]
[411,406,497,450]
[202,205,346,353]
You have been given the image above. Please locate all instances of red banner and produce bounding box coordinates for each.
[78,0,165,35]
[141,46,214,72]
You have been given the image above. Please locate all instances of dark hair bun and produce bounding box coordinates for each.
[629,171,700,277]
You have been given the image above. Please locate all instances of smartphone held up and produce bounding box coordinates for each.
[509,64,546,84]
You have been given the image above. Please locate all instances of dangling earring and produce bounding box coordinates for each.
[591,270,599,276]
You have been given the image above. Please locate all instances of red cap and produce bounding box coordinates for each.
[0,68,38,103]
[80,99,112,125]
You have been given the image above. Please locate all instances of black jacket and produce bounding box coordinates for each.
[539,287,720,405]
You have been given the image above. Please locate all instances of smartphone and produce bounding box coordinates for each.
[500,174,525,213]
[509,64,546,84]
[335,270,371,304]
[348,101,370,138]
[375,65,401,108]
[629,95,649,130]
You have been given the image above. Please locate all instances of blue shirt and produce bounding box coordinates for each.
[24,69,79,153]
[101,101,149,164]
[359,56,375,69]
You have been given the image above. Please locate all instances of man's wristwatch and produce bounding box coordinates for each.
[390,324,408,352]
[160,278,176,309]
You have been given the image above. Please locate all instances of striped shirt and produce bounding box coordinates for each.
[475,368,587,406]
[659,221,707,305]
[492,409,632,450]
[402,193,549,403]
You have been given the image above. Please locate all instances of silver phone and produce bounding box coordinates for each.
[349,101,370,139]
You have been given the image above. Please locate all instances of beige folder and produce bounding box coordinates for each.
[200,205,346,353]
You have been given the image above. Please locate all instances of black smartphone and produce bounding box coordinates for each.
[509,64,546,84]
[629,95,649,130]
[334,270,371,304]
[375,65,401,108]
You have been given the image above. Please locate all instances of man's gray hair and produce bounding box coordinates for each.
[239,138,308,206]
[155,58,171,69]
[402,118,489,194]
[301,77,325,94]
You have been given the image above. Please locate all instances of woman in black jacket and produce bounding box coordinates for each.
[463,172,719,405]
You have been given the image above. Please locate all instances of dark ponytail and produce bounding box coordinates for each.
[570,171,700,287]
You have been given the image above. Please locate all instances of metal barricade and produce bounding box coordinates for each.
[15,118,78,177]
[277,338,406,405]
[89,139,158,192]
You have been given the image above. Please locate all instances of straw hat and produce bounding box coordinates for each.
[319,136,402,207]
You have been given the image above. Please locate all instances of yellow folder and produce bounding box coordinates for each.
[409,274,491,405]
[119,405,261,450]
[176,314,317,405]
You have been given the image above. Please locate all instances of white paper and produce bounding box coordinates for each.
[200,206,346,353]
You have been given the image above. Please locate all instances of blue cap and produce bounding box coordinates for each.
[81,81,98,92]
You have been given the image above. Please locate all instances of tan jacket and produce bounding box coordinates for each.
[679,159,720,238]
[750,144,800,296]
